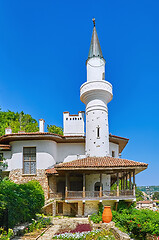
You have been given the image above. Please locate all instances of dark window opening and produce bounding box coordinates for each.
[112,151,115,157]
[58,202,63,214]
[94,182,103,191]
[97,127,100,138]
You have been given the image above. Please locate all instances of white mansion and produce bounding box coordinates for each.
[0,21,148,216]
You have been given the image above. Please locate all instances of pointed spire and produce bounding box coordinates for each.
[87,18,104,60]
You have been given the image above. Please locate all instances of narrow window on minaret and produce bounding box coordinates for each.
[102,72,105,80]
[97,126,100,138]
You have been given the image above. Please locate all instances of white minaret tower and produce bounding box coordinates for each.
[80,19,113,157]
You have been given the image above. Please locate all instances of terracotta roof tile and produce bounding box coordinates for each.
[55,156,148,169]
[45,168,58,174]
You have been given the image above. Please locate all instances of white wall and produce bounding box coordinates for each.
[109,142,119,157]
[3,140,57,172]
[86,174,110,191]
[57,143,85,163]
[87,57,105,82]
[63,112,85,136]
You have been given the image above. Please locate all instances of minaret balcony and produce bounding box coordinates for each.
[80,80,113,104]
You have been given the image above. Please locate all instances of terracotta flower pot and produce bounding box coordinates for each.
[102,206,112,223]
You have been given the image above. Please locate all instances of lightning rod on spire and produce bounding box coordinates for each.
[92,18,95,26]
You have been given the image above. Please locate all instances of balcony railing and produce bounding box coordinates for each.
[49,189,135,200]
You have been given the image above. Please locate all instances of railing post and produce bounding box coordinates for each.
[129,171,132,190]
[126,172,128,190]
[83,173,86,198]
[123,176,125,190]
[133,170,136,196]
[65,173,68,198]
[117,172,119,197]
[99,173,103,197]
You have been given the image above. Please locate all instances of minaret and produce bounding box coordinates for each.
[80,19,113,157]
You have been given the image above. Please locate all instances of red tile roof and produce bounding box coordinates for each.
[45,168,58,174]
[55,156,148,169]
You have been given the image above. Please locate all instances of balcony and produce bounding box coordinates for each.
[49,189,135,201]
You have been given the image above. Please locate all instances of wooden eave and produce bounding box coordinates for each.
[54,166,147,175]
[0,144,11,151]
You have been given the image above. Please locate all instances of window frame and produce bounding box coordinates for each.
[23,147,36,175]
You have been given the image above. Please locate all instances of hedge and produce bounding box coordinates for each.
[0,179,45,228]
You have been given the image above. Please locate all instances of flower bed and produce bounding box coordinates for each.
[53,224,115,240]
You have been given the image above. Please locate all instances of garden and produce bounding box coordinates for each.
[52,223,115,240]
[90,201,159,240]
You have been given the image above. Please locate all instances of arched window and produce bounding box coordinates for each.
[94,182,103,191]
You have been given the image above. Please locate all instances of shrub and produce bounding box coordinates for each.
[0,180,45,228]
[25,215,51,233]
[0,228,13,240]
[90,213,102,223]
[112,208,159,239]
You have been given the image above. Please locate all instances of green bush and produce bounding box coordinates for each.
[25,215,51,233]
[90,213,102,223]
[0,180,45,228]
[112,208,159,239]
[0,228,13,240]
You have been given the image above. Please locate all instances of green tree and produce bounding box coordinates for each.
[47,124,63,135]
[153,191,159,200]
[0,108,39,136]
[136,187,144,201]
[0,180,44,228]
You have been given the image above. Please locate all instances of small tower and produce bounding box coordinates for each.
[80,19,113,157]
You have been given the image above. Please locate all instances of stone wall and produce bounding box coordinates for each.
[9,169,49,199]
[63,202,71,215]
[85,201,99,216]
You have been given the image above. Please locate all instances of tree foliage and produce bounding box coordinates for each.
[0,180,45,228]
[0,108,39,136]
[136,187,144,201]
[153,192,159,200]
[47,124,63,135]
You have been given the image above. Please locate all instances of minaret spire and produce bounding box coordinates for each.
[80,20,113,157]
[87,19,104,60]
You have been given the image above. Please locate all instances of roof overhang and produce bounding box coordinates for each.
[0,133,129,153]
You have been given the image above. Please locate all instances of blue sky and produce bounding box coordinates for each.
[0,0,159,186]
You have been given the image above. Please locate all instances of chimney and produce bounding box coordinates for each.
[39,119,45,132]
[5,127,12,135]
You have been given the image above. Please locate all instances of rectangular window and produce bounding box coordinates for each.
[112,151,115,157]
[97,127,100,138]
[23,147,36,174]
